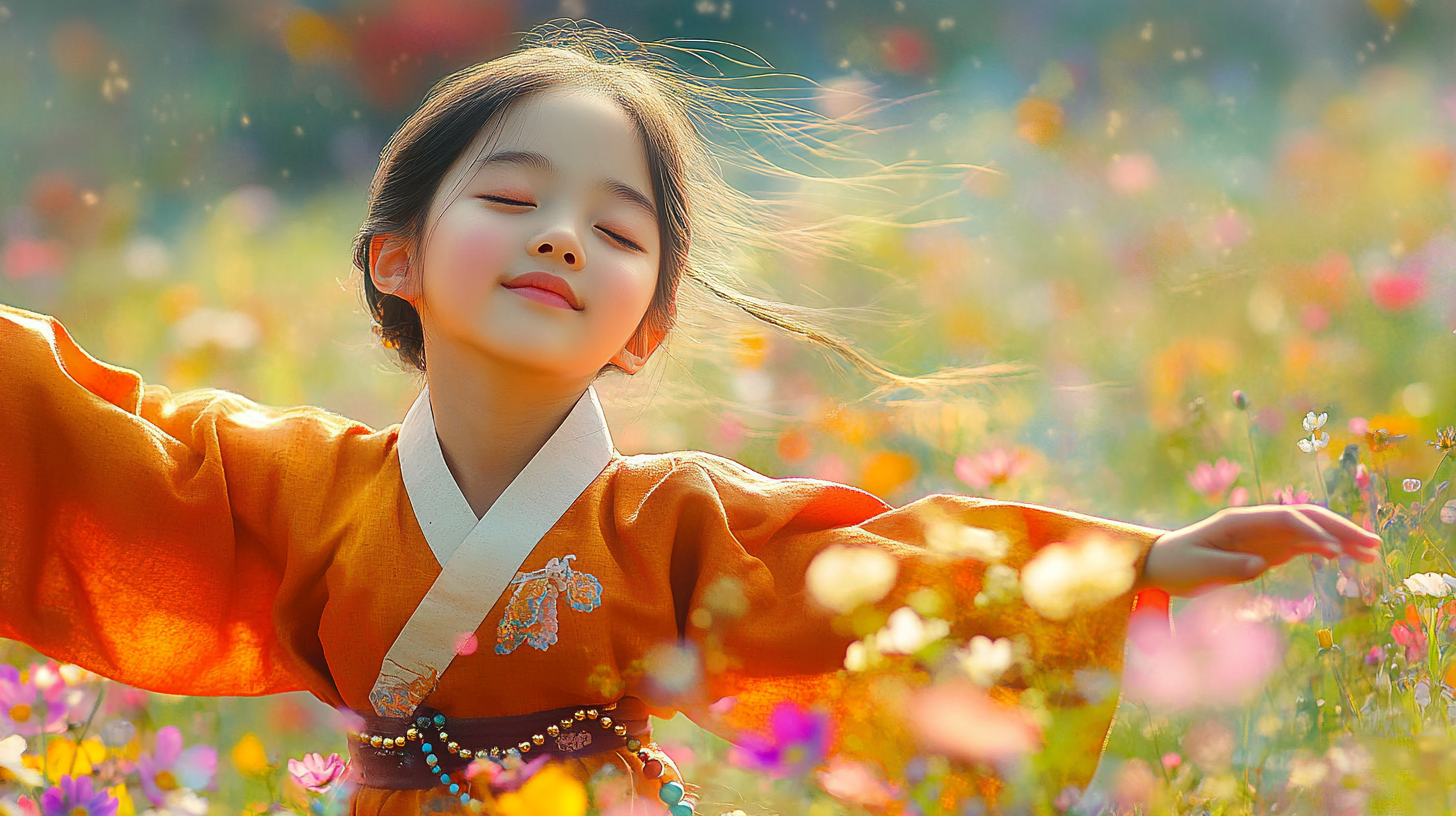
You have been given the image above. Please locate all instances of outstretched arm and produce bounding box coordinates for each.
[1135,504,1381,596]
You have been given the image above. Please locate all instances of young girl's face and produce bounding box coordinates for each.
[402,89,662,380]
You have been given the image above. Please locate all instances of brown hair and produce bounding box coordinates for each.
[353,20,1027,394]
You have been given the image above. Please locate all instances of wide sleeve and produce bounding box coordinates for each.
[0,302,357,698]
[629,450,1168,792]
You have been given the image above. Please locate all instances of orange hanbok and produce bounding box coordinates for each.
[0,302,1167,814]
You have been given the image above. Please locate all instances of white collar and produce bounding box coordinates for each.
[395,384,615,566]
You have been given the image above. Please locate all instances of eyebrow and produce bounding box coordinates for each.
[473,149,657,221]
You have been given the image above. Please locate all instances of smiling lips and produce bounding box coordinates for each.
[502,271,582,311]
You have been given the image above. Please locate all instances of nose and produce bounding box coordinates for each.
[528,230,585,271]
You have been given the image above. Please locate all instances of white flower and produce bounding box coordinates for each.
[1296,432,1330,453]
[141,790,210,816]
[974,564,1021,607]
[1302,411,1328,433]
[1021,533,1139,621]
[956,636,1014,687]
[875,607,950,654]
[806,545,899,614]
[1403,572,1456,598]
[1403,479,1423,493]
[924,519,1010,562]
[0,735,41,787]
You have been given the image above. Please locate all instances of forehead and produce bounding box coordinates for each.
[444,89,653,194]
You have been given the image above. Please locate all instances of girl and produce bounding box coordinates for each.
[0,22,1378,816]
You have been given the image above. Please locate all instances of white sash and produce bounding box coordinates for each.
[369,385,615,718]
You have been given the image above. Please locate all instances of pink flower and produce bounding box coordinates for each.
[1125,589,1279,710]
[137,726,217,805]
[1227,486,1250,507]
[1391,621,1426,664]
[288,752,346,793]
[954,447,1028,491]
[1161,752,1182,770]
[1187,458,1241,501]
[1354,465,1371,490]
[728,702,832,778]
[1275,595,1316,623]
[907,682,1041,764]
[816,757,900,809]
[1365,646,1384,666]
[1370,270,1426,311]
[1272,486,1313,505]
[0,665,71,737]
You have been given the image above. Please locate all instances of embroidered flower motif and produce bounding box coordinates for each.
[495,555,602,655]
[369,665,440,719]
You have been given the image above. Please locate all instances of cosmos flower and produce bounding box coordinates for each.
[1429,426,1456,453]
[804,545,898,614]
[954,636,1014,687]
[38,775,117,816]
[1403,573,1456,598]
[137,727,217,807]
[907,682,1041,764]
[953,447,1028,491]
[0,735,42,787]
[816,757,900,810]
[1187,458,1241,500]
[1021,533,1139,621]
[0,666,70,737]
[286,753,346,793]
[727,702,832,778]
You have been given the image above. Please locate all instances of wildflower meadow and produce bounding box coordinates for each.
[2,1,1454,815]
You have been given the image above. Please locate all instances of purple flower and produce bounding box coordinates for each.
[727,702,832,778]
[0,665,70,737]
[287,752,346,793]
[137,726,217,806]
[39,775,118,816]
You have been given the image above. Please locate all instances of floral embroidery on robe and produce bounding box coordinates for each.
[495,555,602,655]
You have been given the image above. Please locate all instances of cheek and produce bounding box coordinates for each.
[423,211,515,308]
[589,259,659,337]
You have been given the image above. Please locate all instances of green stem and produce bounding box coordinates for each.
[1314,452,1331,506]
[1141,703,1172,784]
[1245,418,1266,504]
[68,685,106,778]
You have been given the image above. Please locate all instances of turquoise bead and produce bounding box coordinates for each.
[460,794,470,804]
[439,774,450,784]
[658,781,684,805]
[449,784,460,794]
[668,802,693,816]
[434,714,446,725]
[426,754,438,765]
[421,743,432,753]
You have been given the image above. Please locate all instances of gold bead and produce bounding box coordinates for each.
[586,709,599,719]
[599,717,612,729]
[437,731,448,742]
[459,749,473,759]
[519,741,531,753]
[406,728,419,740]
[357,733,369,743]
[547,725,560,737]
[490,748,502,758]
[532,734,545,745]
[574,710,586,721]
[626,738,641,752]
[448,742,459,754]
[562,718,574,728]
[370,736,383,748]
[614,725,627,736]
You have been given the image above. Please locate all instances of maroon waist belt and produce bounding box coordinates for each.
[350,697,651,790]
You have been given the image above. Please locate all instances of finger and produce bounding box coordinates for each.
[1215,506,1341,559]
[1291,505,1383,557]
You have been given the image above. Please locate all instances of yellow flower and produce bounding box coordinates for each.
[110,783,137,816]
[231,733,271,778]
[1317,629,1334,650]
[44,736,106,782]
[495,764,588,816]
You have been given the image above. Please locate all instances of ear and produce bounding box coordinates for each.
[610,291,676,374]
[369,234,420,304]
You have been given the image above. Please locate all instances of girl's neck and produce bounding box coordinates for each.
[422,339,595,520]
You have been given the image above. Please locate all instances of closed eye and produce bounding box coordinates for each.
[596,226,644,253]
[477,194,534,207]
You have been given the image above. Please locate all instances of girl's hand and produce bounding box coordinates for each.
[1137,504,1382,597]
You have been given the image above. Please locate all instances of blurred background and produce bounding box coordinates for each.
[1,0,1453,812]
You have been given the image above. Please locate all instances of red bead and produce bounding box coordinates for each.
[642,759,663,778]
